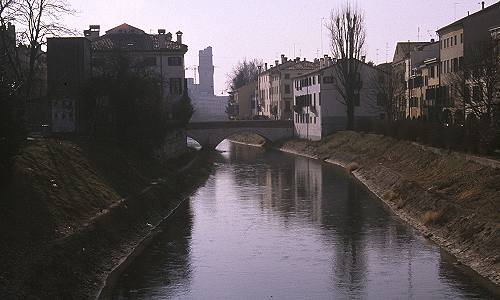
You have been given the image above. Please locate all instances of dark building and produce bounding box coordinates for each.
[47,37,91,133]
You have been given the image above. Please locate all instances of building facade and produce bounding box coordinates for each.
[233,81,257,119]
[258,55,318,120]
[90,24,188,113]
[47,37,91,133]
[47,23,187,133]
[437,2,500,120]
[293,59,384,141]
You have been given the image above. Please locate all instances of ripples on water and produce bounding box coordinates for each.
[111,140,497,299]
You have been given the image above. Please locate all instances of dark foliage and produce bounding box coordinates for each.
[0,74,26,183]
[354,117,498,155]
[82,53,174,152]
[173,89,194,126]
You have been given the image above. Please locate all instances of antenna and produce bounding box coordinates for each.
[454,3,460,20]
[385,42,389,63]
[417,27,420,41]
[376,48,379,64]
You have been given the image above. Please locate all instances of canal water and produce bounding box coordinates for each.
[111,140,496,299]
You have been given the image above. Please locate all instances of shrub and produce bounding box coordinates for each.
[422,210,442,225]
[346,162,360,172]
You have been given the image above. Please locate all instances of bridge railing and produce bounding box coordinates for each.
[187,120,293,130]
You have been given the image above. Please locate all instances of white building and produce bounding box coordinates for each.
[187,46,228,121]
[293,59,384,141]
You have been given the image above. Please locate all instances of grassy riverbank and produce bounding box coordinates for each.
[0,138,211,299]
[230,131,500,288]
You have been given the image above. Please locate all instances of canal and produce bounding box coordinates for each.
[111,140,496,299]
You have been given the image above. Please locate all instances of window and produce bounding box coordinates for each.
[454,35,457,45]
[285,84,291,94]
[313,76,316,85]
[168,56,183,66]
[430,66,435,78]
[319,92,321,106]
[460,33,463,44]
[169,78,182,95]
[313,93,316,106]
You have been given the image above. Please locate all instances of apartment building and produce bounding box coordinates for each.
[391,41,432,119]
[437,1,500,118]
[405,42,440,119]
[258,55,317,120]
[293,58,383,141]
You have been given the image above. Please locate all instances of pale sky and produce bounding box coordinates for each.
[62,0,489,95]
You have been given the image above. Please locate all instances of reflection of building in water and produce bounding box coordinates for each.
[293,157,323,223]
[187,46,228,121]
[257,156,323,222]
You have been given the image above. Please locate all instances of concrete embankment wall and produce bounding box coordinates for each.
[229,131,500,288]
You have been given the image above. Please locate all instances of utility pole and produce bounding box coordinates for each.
[320,17,326,56]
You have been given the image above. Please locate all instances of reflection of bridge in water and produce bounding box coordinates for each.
[186,120,294,149]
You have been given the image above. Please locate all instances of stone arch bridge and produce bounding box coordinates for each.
[186,120,294,149]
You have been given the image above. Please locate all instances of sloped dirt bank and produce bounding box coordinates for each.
[0,138,211,299]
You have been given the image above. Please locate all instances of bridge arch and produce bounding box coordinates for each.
[186,120,294,150]
[187,128,273,150]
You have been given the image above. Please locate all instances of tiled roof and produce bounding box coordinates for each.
[91,25,187,52]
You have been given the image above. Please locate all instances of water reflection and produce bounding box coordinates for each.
[112,201,194,299]
[111,140,496,299]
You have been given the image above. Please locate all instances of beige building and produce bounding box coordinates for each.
[391,41,431,119]
[234,81,257,119]
[406,42,440,119]
[258,55,317,120]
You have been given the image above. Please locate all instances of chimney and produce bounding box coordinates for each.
[166,32,172,42]
[84,25,100,41]
[303,57,306,61]
[176,31,183,44]
[157,29,166,48]
[275,60,279,66]
[281,54,287,64]
[482,1,485,10]
[265,63,268,70]
[295,57,300,62]
[361,55,366,62]
[431,38,435,43]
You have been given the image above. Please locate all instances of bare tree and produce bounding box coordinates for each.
[16,0,75,100]
[0,0,21,80]
[449,40,500,149]
[369,63,406,122]
[227,58,261,92]
[327,1,366,130]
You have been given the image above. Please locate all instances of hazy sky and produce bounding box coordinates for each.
[63,0,489,95]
